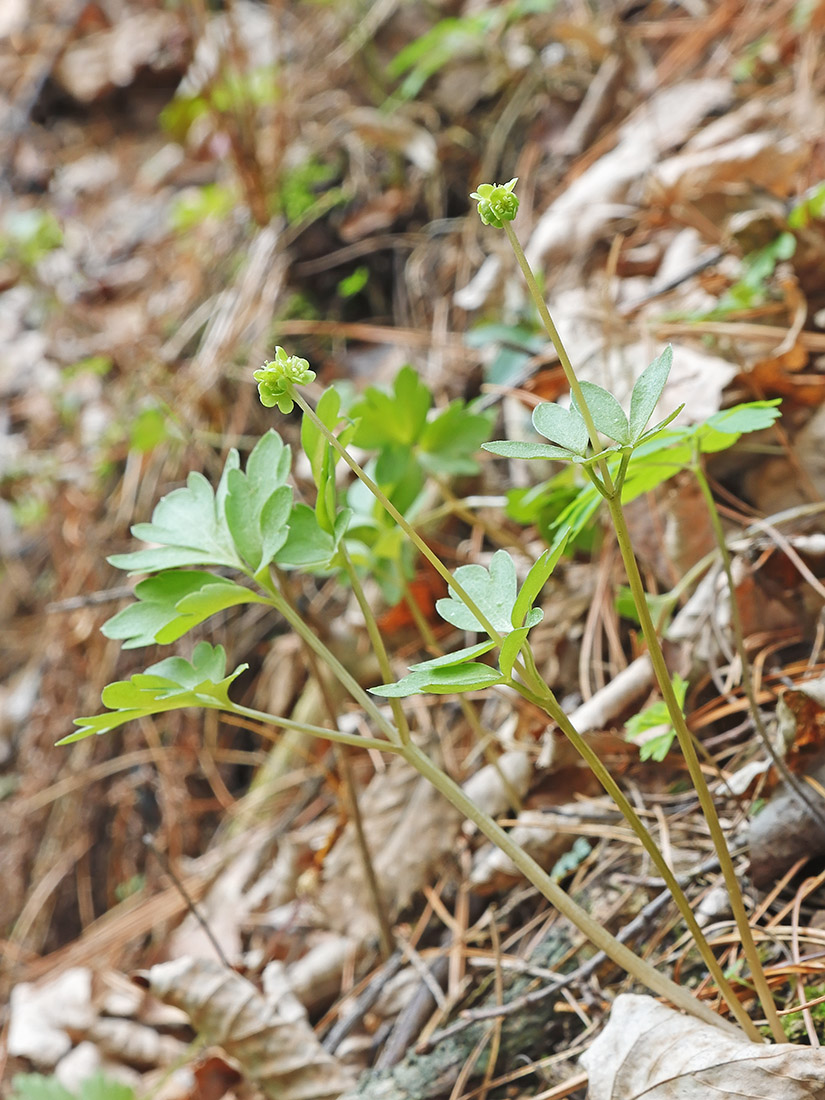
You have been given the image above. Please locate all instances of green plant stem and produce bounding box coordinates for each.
[604,491,784,1041]
[398,574,524,815]
[220,702,398,754]
[290,388,505,646]
[502,213,779,1040]
[400,738,741,1035]
[258,577,402,747]
[691,457,825,834]
[341,548,412,746]
[503,222,614,493]
[511,640,761,1039]
[274,564,396,960]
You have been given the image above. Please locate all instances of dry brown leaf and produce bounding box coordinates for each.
[581,994,825,1099]
[54,11,189,103]
[137,956,357,1100]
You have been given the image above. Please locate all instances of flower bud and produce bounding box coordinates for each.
[253,346,316,413]
[469,178,519,228]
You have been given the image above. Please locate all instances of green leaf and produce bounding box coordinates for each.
[437,549,520,634]
[576,382,629,444]
[62,643,247,744]
[10,1075,75,1100]
[418,401,495,475]
[482,439,583,461]
[629,346,673,442]
[696,400,781,451]
[350,365,431,449]
[532,402,589,455]
[498,626,530,678]
[78,1076,135,1100]
[625,673,687,762]
[511,532,569,628]
[370,662,504,698]
[409,641,498,670]
[224,431,293,570]
[275,503,350,571]
[102,571,263,649]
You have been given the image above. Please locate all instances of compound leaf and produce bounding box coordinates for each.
[61,642,247,744]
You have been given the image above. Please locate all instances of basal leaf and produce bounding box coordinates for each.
[532,402,589,455]
[350,365,431,449]
[576,382,629,444]
[629,346,673,441]
[103,573,265,649]
[418,401,495,475]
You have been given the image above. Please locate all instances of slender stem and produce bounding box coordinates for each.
[511,641,761,1039]
[258,577,402,746]
[221,702,399,754]
[341,548,412,746]
[501,212,778,1039]
[401,739,741,1035]
[290,389,505,646]
[692,455,825,834]
[275,564,396,959]
[503,222,615,495]
[605,491,784,1041]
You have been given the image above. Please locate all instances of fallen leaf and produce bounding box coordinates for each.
[581,993,825,1099]
[136,956,356,1100]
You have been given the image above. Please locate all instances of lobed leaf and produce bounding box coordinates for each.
[60,643,248,744]
[437,549,520,634]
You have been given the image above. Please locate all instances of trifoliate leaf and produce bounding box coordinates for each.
[110,470,240,574]
[532,402,589,456]
[61,642,248,744]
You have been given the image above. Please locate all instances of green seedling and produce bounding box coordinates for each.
[68,180,792,1044]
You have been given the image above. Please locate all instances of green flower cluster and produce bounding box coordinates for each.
[254,346,316,413]
[469,178,519,228]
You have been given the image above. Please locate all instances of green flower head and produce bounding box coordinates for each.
[254,346,316,413]
[469,178,519,228]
